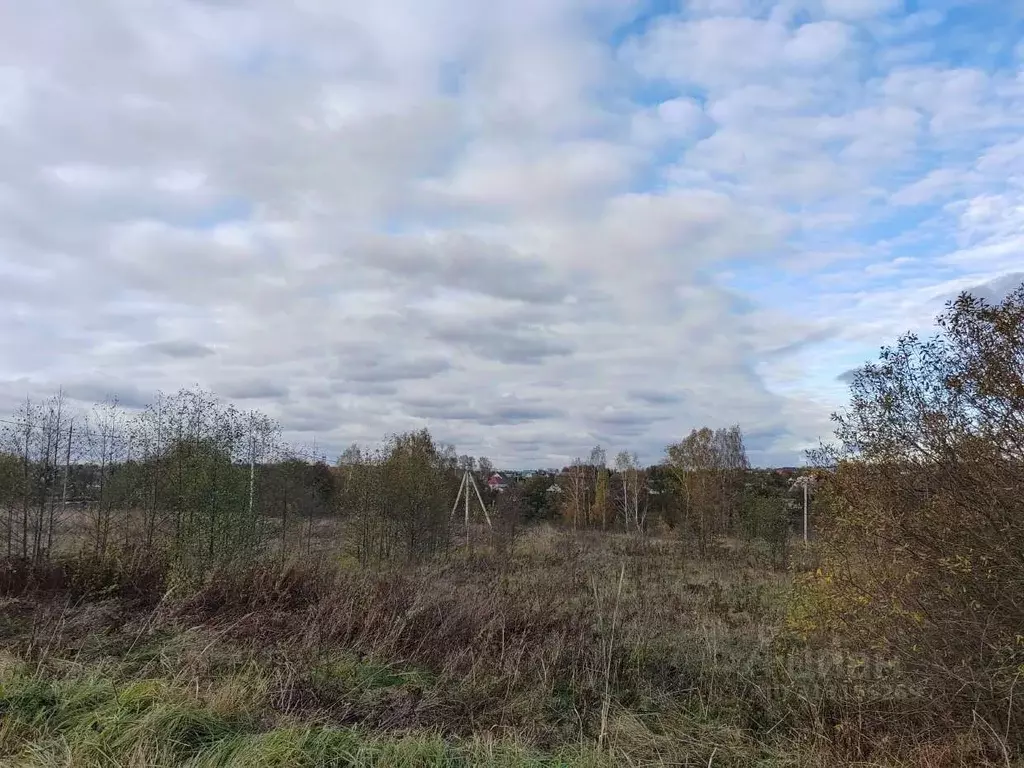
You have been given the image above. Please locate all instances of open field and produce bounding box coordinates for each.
[0,528,1008,767]
[2,2,1023,763]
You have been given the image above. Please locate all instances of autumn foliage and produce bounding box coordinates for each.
[806,285,1024,745]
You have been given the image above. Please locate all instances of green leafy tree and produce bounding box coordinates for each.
[347,429,459,565]
[520,473,559,522]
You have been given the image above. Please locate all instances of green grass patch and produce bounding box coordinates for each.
[0,662,612,767]
[309,655,436,695]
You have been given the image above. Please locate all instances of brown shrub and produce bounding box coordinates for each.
[0,553,168,603]
[809,285,1024,751]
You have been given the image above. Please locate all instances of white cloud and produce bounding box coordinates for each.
[0,0,1020,466]
[624,16,857,92]
[786,21,854,64]
[44,163,139,192]
[421,139,640,216]
[630,98,707,146]
[891,168,967,206]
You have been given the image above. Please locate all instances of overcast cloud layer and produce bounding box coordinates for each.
[1,0,1022,467]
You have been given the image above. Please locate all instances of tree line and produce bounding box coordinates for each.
[0,386,809,571]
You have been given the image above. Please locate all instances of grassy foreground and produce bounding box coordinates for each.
[0,529,1007,766]
[0,661,597,767]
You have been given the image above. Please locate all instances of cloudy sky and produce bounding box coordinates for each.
[1,0,1022,467]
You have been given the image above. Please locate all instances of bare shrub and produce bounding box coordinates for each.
[0,552,168,602]
[489,484,525,561]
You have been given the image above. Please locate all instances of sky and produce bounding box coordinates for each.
[1,0,1023,468]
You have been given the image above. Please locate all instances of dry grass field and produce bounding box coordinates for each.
[0,527,1008,767]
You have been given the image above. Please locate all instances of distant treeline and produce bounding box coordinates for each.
[0,388,810,568]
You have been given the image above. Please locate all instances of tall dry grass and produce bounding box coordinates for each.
[1,529,1011,765]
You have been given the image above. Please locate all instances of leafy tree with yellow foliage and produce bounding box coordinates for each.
[805,284,1024,746]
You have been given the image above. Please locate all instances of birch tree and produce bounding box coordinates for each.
[665,425,749,552]
[614,451,648,532]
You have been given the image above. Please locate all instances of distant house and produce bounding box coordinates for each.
[487,473,508,492]
[546,483,562,494]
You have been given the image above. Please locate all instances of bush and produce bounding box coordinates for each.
[808,285,1024,749]
[0,553,168,603]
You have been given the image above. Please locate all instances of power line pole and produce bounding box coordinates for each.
[451,469,492,528]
